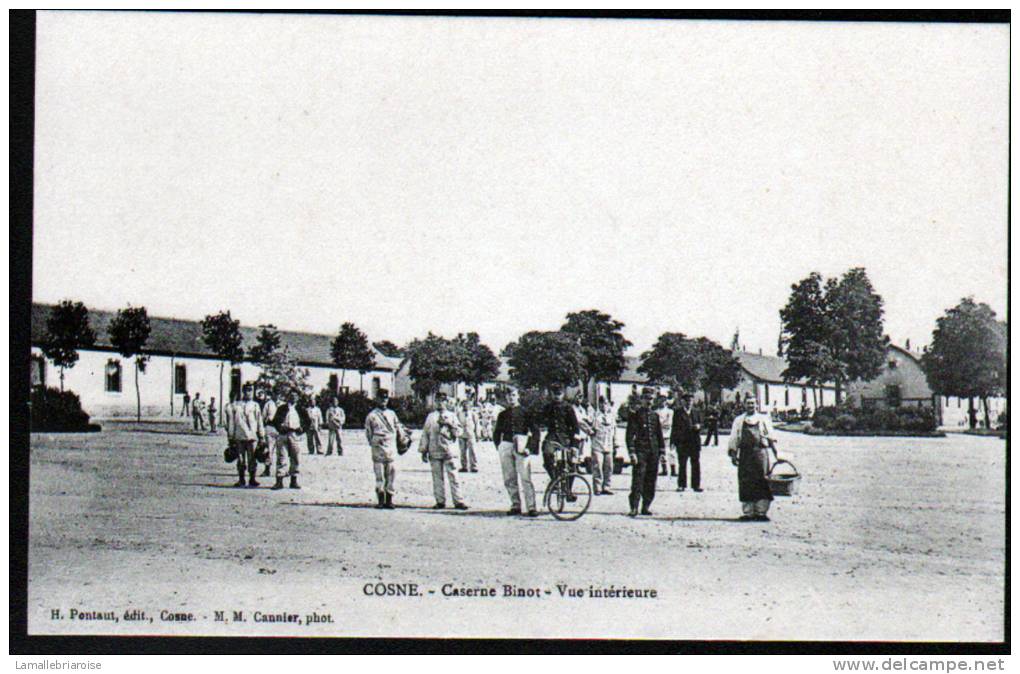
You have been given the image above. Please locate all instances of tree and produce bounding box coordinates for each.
[331,322,376,391]
[248,324,282,364]
[454,332,501,399]
[256,346,311,399]
[41,300,96,391]
[108,306,152,422]
[693,337,742,401]
[778,267,888,403]
[372,340,403,358]
[921,298,1006,429]
[500,342,517,358]
[637,333,703,392]
[826,268,889,400]
[778,272,840,406]
[403,333,467,399]
[507,331,585,391]
[201,311,245,423]
[561,309,631,401]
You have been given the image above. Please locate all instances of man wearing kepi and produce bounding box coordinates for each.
[365,389,408,510]
[227,383,266,488]
[270,389,308,490]
[728,397,777,522]
[418,393,468,511]
[671,392,703,493]
[540,383,579,482]
[493,389,538,517]
[625,386,665,517]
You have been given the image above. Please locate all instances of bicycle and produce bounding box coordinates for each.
[543,441,593,521]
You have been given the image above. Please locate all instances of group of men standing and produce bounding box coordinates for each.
[221,384,349,491]
[215,382,779,523]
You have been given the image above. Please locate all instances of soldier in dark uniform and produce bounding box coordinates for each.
[671,392,704,492]
[625,387,665,517]
[703,403,720,446]
[539,384,580,482]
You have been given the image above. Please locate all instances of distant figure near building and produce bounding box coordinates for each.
[270,389,308,490]
[671,392,703,493]
[305,400,323,455]
[181,391,191,417]
[208,397,217,433]
[419,393,468,511]
[626,387,665,517]
[364,389,408,509]
[325,397,345,456]
[728,397,777,522]
[192,393,206,431]
[457,400,479,473]
[703,403,720,447]
[492,389,537,517]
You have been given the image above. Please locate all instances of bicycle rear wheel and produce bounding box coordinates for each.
[544,473,593,521]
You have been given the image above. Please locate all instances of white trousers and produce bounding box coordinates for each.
[498,441,536,512]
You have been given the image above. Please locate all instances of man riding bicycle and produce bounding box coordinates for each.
[538,384,581,497]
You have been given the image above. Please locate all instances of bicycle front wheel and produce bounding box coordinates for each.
[544,473,593,521]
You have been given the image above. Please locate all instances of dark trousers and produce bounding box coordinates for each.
[235,439,256,481]
[703,423,719,446]
[629,452,659,511]
[678,447,701,490]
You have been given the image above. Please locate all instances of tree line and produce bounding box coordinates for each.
[38,267,1007,428]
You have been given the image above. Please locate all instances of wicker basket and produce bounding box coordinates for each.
[766,457,800,497]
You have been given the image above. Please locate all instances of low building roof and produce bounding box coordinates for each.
[31,303,395,371]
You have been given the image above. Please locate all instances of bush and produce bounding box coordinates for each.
[811,403,936,433]
[996,410,1008,430]
[834,413,858,431]
[30,386,94,432]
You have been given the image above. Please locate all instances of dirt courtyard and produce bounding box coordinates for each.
[26,426,1005,641]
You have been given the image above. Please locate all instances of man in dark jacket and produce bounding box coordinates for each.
[671,392,704,492]
[270,389,310,490]
[703,403,720,446]
[625,387,665,517]
[540,384,580,480]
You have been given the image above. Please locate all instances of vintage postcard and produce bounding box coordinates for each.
[21,11,1008,645]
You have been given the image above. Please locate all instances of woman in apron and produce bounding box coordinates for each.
[727,397,776,521]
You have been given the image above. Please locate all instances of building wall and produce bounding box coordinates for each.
[31,347,394,419]
[937,395,1007,429]
[849,346,934,408]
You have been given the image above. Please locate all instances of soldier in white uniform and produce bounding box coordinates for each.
[226,383,266,488]
[419,393,468,510]
[260,390,280,477]
[364,389,408,509]
[325,397,346,456]
[305,400,324,455]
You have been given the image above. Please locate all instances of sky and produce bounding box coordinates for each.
[32,12,1009,357]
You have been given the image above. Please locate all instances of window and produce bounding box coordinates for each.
[888,359,898,370]
[328,373,339,393]
[764,383,770,405]
[371,376,381,399]
[105,360,122,393]
[174,364,187,394]
[885,384,902,408]
[784,388,789,406]
[802,388,808,404]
